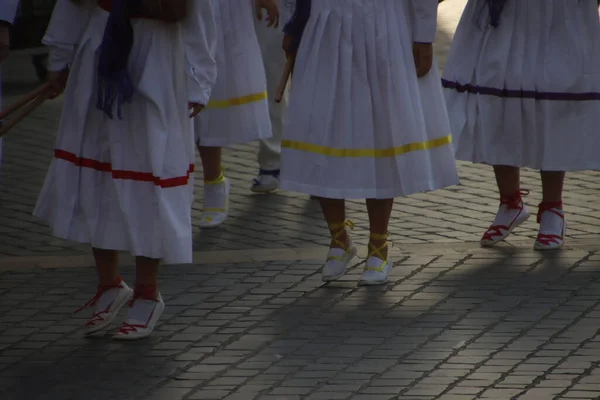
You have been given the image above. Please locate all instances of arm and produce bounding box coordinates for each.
[411,0,438,43]
[182,0,217,107]
[42,0,93,72]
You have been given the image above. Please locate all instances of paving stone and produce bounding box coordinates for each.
[189,390,232,400]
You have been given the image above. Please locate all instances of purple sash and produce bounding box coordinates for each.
[96,0,142,119]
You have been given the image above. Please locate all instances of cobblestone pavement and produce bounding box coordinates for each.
[4,250,600,400]
[3,1,600,399]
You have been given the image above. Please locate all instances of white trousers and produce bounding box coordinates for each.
[254,15,288,171]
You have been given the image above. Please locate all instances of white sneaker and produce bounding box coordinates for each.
[113,294,165,340]
[199,176,230,228]
[534,202,566,251]
[481,190,531,247]
[251,169,280,193]
[77,280,134,336]
[359,256,392,286]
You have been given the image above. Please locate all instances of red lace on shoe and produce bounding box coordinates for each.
[75,277,124,327]
[482,190,529,242]
[536,201,564,245]
[117,284,159,335]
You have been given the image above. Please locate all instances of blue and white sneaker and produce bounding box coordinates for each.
[251,169,280,193]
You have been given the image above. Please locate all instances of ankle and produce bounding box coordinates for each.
[330,231,351,249]
[328,220,354,249]
[368,243,388,260]
[205,172,225,185]
[500,189,529,208]
[537,201,564,223]
[368,232,389,260]
[98,276,123,288]
[134,284,158,301]
[540,200,563,209]
[369,238,387,247]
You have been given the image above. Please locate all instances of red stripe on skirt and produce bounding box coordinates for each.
[54,149,194,189]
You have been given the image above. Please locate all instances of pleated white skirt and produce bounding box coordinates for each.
[280,0,459,199]
[35,11,195,264]
[443,0,600,170]
[194,0,271,147]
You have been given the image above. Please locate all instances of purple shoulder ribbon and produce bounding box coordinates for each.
[96,0,141,119]
[283,0,311,52]
[486,0,507,27]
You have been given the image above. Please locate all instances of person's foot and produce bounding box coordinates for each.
[322,220,357,282]
[76,279,134,336]
[481,190,531,247]
[359,256,392,286]
[113,293,165,340]
[534,201,565,251]
[322,244,357,282]
[199,175,230,228]
[359,233,391,285]
[251,169,280,193]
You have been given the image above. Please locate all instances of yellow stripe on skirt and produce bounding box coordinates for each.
[207,92,268,109]
[282,135,452,158]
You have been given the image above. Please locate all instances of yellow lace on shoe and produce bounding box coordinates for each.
[202,172,227,214]
[326,220,355,262]
[364,232,389,272]
[204,172,226,185]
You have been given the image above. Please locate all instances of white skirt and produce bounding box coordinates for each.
[194,0,271,147]
[34,11,196,264]
[443,0,600,171]
[280,0,459,199]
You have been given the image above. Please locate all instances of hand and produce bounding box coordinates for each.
[255,0,279,28]
[0,25,10,64]
[188,102,205,118]
[282,34,297,60]
[47,69,70,99]
[413,42,433,78]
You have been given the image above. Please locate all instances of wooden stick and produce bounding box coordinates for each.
[0,82,52,121]
[274,55,296,103]
[0,93,49,138]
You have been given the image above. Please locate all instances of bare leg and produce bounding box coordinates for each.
[535,171,566,250]
[93,248,120,286]
[197,145,223,182]
[540,171,565,204]
[318,197,349,249]
[366,198,394,260]
[135,256,160,300]
[493,165,520,198]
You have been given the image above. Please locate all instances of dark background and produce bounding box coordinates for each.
[11,0,56,49]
